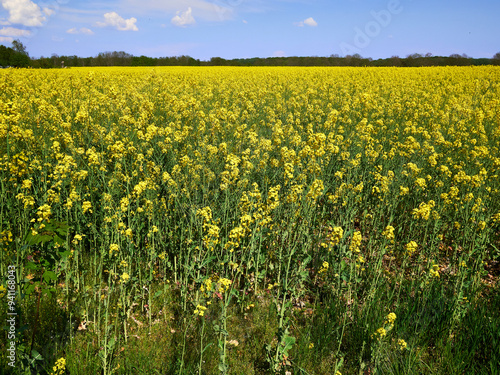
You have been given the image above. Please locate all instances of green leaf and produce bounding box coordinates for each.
[59,250,72,259]
[26,233,43,245]
[219,328,228,336]
[31,350,43,361]
[24,284,35,295]
[201,342,213,354]
[18,324,29,334]
[43,270,57,283]
[281,334,296,356]
[154,290,163,298]
[283,335,296,347]
[25,261,39,271]
[107,337,116,349]
[55,221,70,234]
[218,363,228,372]
[54,234,65,245]
[38,234,54,244]
[303,255,312,266]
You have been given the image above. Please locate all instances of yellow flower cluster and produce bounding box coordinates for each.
[0,230,13,252]
[350,231,362,253]
[200,278,213,295]
[120,272,130,283]
[374,327,387,339]
[52,357,66,375]
[429,264,440,278]
[82,201,92,214]
[218,278,232,294]
[318,261,329,274]
[412,200,437,220]
[373,312,397,341]
[197,207,220,252]
[194,304,207,316]
[405,241,418,256]
[321,226,344,250]
[385,312,397,326]
[382,225,395,240]
[109,243,119,255]
[397,339,407,350]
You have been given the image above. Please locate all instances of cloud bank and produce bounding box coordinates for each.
[96,12,138,31]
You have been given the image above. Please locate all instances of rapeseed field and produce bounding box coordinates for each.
[1,66,499,374]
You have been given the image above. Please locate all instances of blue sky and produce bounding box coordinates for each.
[0,0,499,60]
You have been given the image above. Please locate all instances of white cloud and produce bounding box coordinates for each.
[0,36,13,43]
[304,17,317,27]
[242,19,247,24]
[80,27,93,35]
[67,27,94,35]
[294,17,318,27]
[0,26,31,37]
[273,50,285,57]
[95,12,138,31]
[43,8,55,17]
[0,0,53,27]
[171,7,195,27]
[124,0,234,22]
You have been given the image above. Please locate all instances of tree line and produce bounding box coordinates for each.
[2,40,500,68]
[0,40,31,67]
[27,52,500,68]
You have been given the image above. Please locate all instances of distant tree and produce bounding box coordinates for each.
[51,53,60,68]
[0,45,13,66]
[35,56,53,68]
[131,55,155,66]
[493,52,500,60]
[389,55,402,66]
[12,39,28,56]
[9,39,30,67]
[210,57,227,66]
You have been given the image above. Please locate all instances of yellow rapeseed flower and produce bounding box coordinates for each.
[405,241,418,256]
[382,225,395,240]
[398,339,407,350]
